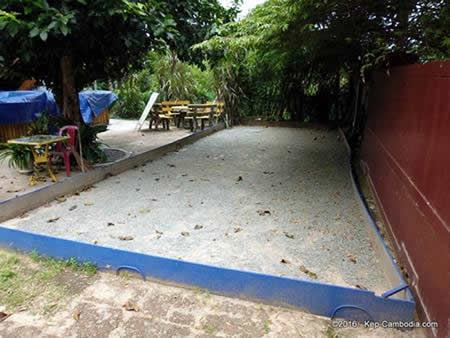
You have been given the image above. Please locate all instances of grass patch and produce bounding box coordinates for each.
[325,326,340,338]
[29,251,97,276]
[263,320,271,334]
[202,323,217,335]
[0,250,97,314]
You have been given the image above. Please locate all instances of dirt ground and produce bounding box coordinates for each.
[0,119,191,202]
[99,119,192,154]
[0,249,426,338]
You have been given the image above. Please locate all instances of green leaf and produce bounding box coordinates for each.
[7,23,19,37]
[47,21,57,30]
[39,31,48,41]
[29,26,40,38]
[60,25,69,36]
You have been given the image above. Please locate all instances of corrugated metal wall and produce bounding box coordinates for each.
[361,61,449,337]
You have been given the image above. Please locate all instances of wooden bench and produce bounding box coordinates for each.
[149,104,171,130]
[185,103,217,132]
[161,100,190,128]
[207,101,224,124]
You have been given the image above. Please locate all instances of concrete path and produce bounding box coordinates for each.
[0,272,424,338]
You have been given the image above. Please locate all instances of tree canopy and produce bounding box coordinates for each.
[0,0,237,120]
[197,0,449,125]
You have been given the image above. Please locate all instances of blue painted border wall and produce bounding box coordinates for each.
[0,226,414,322]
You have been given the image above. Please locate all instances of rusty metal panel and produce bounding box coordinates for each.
[361,61,449,337]
[91,109,110,126]
[0,123,29,142]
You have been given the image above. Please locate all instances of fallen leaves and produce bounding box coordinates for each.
[347,254,357,264]
[139,208,151,214]
[82,185,96,192]
[6,189,21,193]
[284,232,295,239]
[123,300,139,312]
[118,236,134,241]
[299,265,318,279]
[72,309,81,321]
[0,312,10,322]
[257,210,271,216]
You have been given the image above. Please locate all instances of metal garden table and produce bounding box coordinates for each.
[8,135,70,182]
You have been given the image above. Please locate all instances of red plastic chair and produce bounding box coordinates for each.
[54,125,85,177]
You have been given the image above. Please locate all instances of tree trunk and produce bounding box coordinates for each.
[397,0,417,50]
[60,55,81,122]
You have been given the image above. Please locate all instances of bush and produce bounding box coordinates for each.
[111,83,146,119]
[110,51,217,119]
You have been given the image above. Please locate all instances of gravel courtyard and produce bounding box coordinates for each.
[3,127,389,293]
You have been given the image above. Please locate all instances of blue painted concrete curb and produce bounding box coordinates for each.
[0,226,415,322]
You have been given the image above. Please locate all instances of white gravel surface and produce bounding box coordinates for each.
[3,127,389,293]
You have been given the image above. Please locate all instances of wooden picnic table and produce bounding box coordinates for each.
[171,105,190,128]
[8,135,70,182]
[186,103,218,131]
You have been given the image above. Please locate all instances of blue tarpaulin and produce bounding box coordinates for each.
[0,91,59,124]
[79,90,118,124]
[0,90,118,125]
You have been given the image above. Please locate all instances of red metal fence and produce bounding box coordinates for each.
[361,61,449,337]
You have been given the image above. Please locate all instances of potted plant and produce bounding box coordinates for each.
[0,144,34,174]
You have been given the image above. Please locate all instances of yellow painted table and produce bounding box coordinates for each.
[8,135,70,182]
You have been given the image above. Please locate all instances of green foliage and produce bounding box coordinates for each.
[27,112,51,136]
[111,51,216,119]
[0,144,33,170]
[78,124,108,164]
[150,51,215,102]
[0,0,236,120]
[111,78,146,119]
[197,0,449,124]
